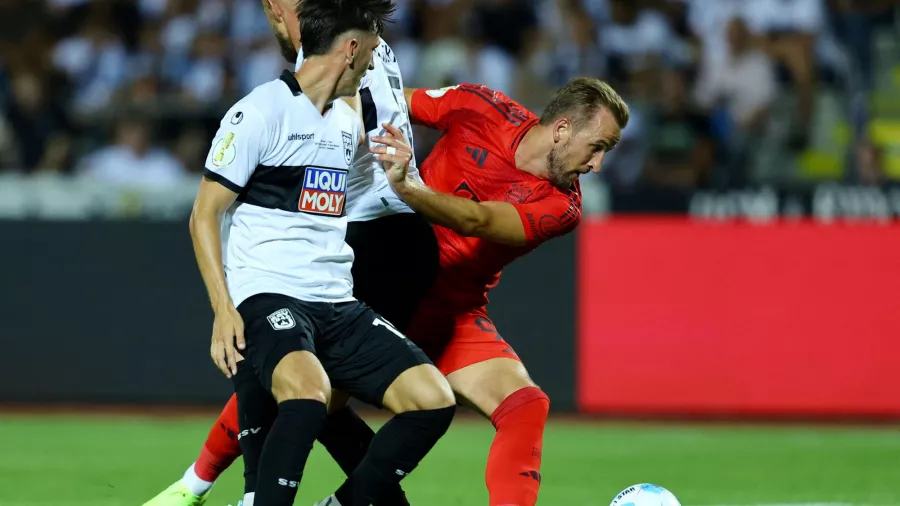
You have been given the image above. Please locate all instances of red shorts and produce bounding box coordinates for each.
[405,306,521,376]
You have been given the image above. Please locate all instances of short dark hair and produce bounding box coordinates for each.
[299,0,396,57]
[540,77,630,131]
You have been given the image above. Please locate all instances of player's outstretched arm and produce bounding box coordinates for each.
[373,122,539,247]
[394,178,530,246]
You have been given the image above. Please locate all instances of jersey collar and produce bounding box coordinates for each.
[279,70,303,96]
[510,117,539,154]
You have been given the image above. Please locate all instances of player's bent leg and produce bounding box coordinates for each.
[331,364,456,506]
[254,351,331,506]
[320,390,420,506]
[326,312,456,506]
[447,358,549,506]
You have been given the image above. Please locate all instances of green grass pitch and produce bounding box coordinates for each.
[0,413,897,506]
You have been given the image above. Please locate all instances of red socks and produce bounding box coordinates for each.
[485,386,550,506]
[194,394,243,482]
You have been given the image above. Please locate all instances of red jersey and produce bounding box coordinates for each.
[411,84,582,311]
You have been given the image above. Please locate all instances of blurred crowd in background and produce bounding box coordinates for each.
[0,0,898,217]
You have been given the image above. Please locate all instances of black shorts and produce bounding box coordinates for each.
[237,293,432,408]
[346,212,439,333]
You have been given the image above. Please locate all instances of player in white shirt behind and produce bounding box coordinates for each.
[142,2,456,506]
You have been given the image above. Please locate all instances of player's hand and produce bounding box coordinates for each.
[211,305,245,378]
[371,123,412,186]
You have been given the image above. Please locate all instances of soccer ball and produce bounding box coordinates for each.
[609,483,681,506]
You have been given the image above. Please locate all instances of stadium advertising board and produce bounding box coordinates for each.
[0,222,577,411]
[577,217,900,418]
[606,183,900,221]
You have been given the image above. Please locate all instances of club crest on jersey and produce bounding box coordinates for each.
[267,308,295,330]
[299,166,347,216]
[341,131,354,165]
[505,183,534,203]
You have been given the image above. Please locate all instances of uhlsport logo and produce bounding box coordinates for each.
[288,132,315,141]
[299,166,347,216]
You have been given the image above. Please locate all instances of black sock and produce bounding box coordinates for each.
[318,407,410,506]
[232,360,277,495]
[255,399,328,506]
[335,406,455,506]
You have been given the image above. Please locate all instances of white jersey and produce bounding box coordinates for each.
[204,71,364,306]
[297,38,421,221]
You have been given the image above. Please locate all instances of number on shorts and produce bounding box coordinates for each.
[373,317,406,340]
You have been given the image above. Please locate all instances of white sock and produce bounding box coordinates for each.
[180,463,214,496]
[242,492,255,506]
[315,494,341,506]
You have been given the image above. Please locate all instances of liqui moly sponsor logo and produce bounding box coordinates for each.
[299,167,347,216]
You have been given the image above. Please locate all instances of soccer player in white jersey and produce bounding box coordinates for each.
[142,1,438,506]
[162,1,457,506]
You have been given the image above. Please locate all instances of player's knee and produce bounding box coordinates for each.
[383,364,456,414]
[408,365,456,411]
[448,358,538,416]
[413,378,456,411]
[271,371,330,405]
[269,351,331,405]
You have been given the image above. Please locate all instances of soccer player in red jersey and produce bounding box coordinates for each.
[367,78,629,505]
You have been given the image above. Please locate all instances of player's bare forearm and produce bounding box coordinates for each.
[189,178,238,313]
[393,178,527,246]
[189,213,230,312]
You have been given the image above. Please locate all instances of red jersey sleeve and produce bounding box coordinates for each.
[410,85,472,131]
[511,186,582,247]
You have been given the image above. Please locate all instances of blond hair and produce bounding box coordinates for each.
[540,77,630,130]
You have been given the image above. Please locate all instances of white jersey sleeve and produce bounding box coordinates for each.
[204,103,269,191]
